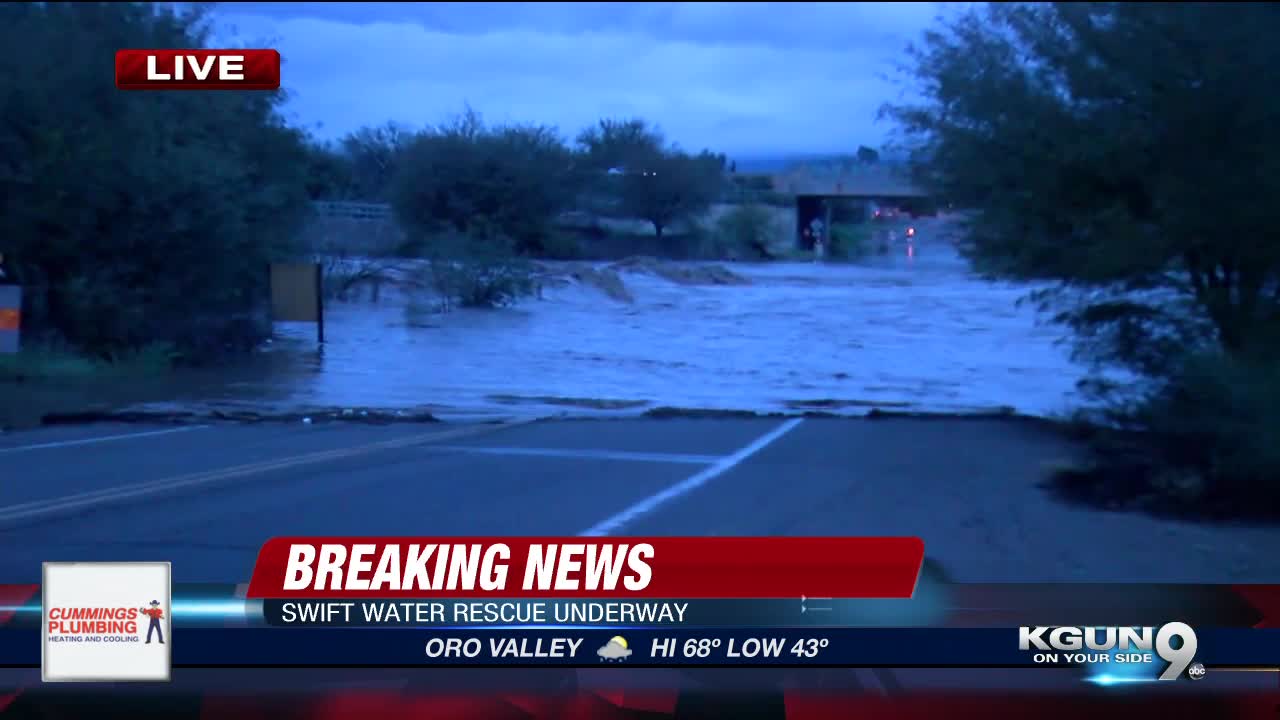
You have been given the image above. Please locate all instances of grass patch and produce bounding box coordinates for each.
[0,343,180,383]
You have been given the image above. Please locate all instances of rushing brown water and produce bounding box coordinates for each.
[101,228,1083,422]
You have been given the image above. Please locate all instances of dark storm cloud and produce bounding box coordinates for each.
[211,2,944,155]
[223,2,935,51]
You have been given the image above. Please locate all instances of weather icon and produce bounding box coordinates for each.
[597,636,632,662]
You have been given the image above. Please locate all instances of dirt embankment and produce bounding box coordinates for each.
[536,257,752,303]
[559,266,634,303]
[609,256,751,286]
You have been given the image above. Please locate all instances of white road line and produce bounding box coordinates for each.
[0,425,209,454]
[431,445,721,465]
[578,417,805,537]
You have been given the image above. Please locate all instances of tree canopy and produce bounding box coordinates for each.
[617,148,726,239]
[0,2,312,358]
[573,117,726,236]
[576,118,664,173]
[886,2,1280,370]
[391,110,581,255]
[885,2,1280,506]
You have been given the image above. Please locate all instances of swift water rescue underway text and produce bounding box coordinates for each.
[276,600,690,626]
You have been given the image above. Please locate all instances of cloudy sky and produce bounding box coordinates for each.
[210,2,945,158]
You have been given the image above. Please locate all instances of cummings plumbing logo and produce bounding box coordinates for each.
[47,605,143,642]
[42,562,171,682]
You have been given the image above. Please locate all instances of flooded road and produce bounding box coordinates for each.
[139,230,1084,420]
[19,234,1280,587]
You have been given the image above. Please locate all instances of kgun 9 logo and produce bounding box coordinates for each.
[1019,622,1199,680]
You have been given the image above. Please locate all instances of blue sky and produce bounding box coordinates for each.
[210,2,945,157]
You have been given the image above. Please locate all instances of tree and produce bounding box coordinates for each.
[302,140,355,200]
[0,2,312,359]
[855,145,880,164]
[888,1,1280,367]
[573,118,728,235]
[391,110,580,255]
[340,122,411,201]
[575,118,664,172]
[883,2,1280,506]
[618,149,725,239]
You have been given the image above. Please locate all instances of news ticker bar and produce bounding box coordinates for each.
[3,626,1278,668]
[254,599,934,628]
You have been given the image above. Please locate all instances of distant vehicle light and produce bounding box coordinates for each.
[906,227,915,237]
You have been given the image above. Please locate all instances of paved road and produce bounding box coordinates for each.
[1,417,1277,584]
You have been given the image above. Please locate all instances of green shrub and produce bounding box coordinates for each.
[750,191,794,207]
[320,256,401,302]
[1142,353,1280,491]
[1054,352,1280,517]
[537,232,585,260]
[828,223,875,260]
[709,205,784,259]
[419,234,538,311]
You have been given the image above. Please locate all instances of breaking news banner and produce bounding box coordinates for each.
[5,539,1277,684]
[244,536,925,598]
[115,49,281,90]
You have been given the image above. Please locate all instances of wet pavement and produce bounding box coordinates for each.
[2,417,1277,585]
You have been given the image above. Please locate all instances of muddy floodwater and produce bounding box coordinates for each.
[128,232,1086,421]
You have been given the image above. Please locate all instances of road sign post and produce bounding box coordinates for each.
[269,263,324,343]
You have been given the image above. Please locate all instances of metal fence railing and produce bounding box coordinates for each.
[311,201,394,220]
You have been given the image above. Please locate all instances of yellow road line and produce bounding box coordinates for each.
[0,419,540,527]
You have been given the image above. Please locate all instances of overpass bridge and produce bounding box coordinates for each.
[771,166,932,250]
[308,168,932,254]
[773,165,927,199]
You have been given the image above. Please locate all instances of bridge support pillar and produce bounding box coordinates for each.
[795,195,825,250]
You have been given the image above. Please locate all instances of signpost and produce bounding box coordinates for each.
[269,263,324,343]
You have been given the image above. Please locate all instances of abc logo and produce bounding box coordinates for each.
[1187,662,1207,680]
